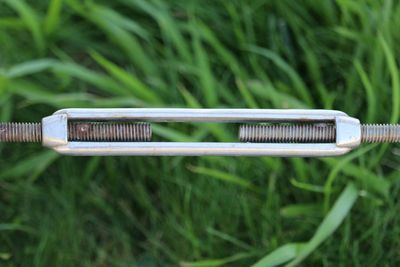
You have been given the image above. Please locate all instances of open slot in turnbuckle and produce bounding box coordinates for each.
[41,108,361,156]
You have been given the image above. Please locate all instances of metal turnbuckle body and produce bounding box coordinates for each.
[37,108,360,156]
[1,108,398,157]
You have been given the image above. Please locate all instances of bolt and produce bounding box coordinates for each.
[68,122,152,142]
[239,124,400,143]
[0,122,152,142]
[0,123,42,142]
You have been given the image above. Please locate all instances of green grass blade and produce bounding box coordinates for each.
[248,81,307,108]
[0,150,59,181]
[0,223,35,233]
[180,252,255,267]
[323,145,374,211]
[191,21,217,107]
[322,144,390,215]
[247,45,314,107]
[78,2,155,76]
[0,17,25,29]
[251,243,304,267]
[290,179,324,193]
[236,79,258,108]
[354,60,377,122]
[286,183,359,267]
[188,165,259,192]
[206,227,252,250]
[9,80,138,108]
[88,2,149,40]
[379,34,400,124]
[152,124,194,142]
[51,61,143,99]
[5,0,45,54]
[280,204,322,218]
[126,0,192,62]
[251,184,358,267]
[4,59,55,78]
[44,0,63,35]
[90,50,161,104]
[178,86,202,108]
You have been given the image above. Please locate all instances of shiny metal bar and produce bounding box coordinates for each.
[54,108,346,122]
[53,142,350,156]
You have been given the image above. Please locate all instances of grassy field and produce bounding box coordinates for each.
[1,0,400,266]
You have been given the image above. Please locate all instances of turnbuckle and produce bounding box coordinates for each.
[1,108,399,156]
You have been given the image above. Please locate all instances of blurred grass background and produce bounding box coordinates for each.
[1,0,400,266]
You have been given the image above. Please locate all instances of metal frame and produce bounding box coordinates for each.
[42,108,361,156]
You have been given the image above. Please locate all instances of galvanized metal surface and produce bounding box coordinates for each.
[1,108,399,157]
[44,108,358,156]
[53,108,346,122]
[53,142,351,156]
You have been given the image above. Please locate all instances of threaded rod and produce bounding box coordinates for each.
[239,124,336,143]
[0,122,152,142]
[0,123,42,142]
[240,124,400,143]
[361,124,400,143]
[68,122,151,142]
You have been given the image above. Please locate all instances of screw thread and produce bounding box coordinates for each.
[361,124,400,143]
[240,123,400,143]
[0,122,152,143]
[239,124,336,143]
[0,122,42,142]
[68,122,152,142]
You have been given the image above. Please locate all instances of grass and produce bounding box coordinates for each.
[1,0,400,266]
